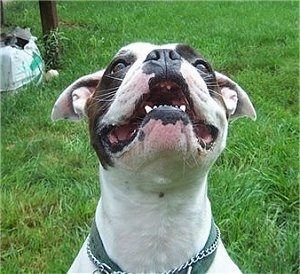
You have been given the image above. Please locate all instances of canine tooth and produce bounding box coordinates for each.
[180,105,186,112]
[145,105,153,113]
[199,139,206,149]
[153,105,157,109]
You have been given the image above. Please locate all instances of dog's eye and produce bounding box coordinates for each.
[111,60,128,74]
[193,59,212,73]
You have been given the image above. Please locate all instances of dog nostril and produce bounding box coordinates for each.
[145,50,161,61]
[145,49,181,63]
[169,50,181,61]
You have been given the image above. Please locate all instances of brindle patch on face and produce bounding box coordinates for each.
[175,44,204,63]
[87,53,136,167]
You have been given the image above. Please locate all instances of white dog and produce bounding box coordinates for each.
[52,42,256,273]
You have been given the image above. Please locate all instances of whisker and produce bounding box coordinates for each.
[98,87,119,93]
[94,98,115,103]
[96,92,117,100]
[208,88,223,99]
[206,83,219,88]
[202,75,212,80]
[104,74,123,81]
[91,87,119,103]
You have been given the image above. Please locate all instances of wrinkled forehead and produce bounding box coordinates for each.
[114,42,203,63]
[115,42,177,59]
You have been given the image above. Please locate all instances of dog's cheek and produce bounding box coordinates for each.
[90,131,114,168]
[87,104,114,168]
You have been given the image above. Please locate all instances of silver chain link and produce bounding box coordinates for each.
[87,225,220,274]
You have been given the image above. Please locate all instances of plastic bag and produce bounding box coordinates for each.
[0,28,44,92]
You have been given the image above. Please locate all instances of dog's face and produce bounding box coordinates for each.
[52,42,256,176]
[88,43,228,171]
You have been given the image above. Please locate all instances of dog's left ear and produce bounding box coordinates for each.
[215,72,256,120]
[51,70,104,121]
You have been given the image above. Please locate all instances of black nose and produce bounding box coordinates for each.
[145,49,181,63]
[143,48,182,78]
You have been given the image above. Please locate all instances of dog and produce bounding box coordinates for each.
[51,42,256,273]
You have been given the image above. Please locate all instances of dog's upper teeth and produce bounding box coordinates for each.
[145,105,153,113]
[153,105,158,109]
[180,105,186,112]
[131,129,137,136]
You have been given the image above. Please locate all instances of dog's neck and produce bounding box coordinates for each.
[95,165,213,272]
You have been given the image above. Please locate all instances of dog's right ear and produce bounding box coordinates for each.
[51,70,104,121]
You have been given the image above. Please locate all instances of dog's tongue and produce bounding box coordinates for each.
[108,124,137,144]
[195,124,214,144]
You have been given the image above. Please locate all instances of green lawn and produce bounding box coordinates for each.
[1,1,298,273]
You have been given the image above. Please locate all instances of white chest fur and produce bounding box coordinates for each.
[95,167,212,272]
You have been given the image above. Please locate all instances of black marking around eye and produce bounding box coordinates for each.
[175,44,204,63]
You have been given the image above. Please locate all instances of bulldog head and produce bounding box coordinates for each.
[52,42,256,176]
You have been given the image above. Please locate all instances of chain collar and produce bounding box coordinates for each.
[87,221,220,274]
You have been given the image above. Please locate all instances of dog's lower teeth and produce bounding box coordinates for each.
[145,105,153,113]
[180,105,186,112]
[199,139,206,149]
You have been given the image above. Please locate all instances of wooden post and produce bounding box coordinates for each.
[38,0,60,69]
[38,0,58,36]
[1,0,4,26]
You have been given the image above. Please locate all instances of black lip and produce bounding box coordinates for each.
[141,105,190,126]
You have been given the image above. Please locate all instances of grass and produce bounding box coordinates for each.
[1,1,298,273]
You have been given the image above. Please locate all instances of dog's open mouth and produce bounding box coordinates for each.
[100,80,218,153]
